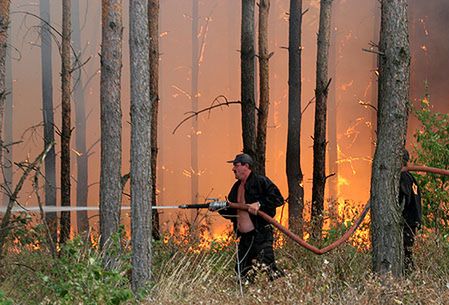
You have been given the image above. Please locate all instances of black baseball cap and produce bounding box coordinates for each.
[227,153,254,166]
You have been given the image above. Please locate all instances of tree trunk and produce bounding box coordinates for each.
[39,0,57,245]
[0,0,10,186]
[255,0,270,176]
[148,0,160,240]
[60,0,72,245]
[286,0,304,235]
[72,0,89,235]
[191,0,199,218]
[2,16,12,206]
[371,0,410,276]
[99,0,123,261]
[241,0,256,162]
[311,0,332,241]
[130,0,152,293]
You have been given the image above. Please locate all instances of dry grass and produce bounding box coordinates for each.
[1,222,449,304]
[145,232,449,305]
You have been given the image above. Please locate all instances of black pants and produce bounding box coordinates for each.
[236,226,283,281]
[403,224,417,273]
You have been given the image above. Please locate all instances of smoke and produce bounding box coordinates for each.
[6,0,449,234]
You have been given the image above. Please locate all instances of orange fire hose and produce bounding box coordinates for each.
[227,164,448,255]
[228,201,370,255]
[404,165,449,176]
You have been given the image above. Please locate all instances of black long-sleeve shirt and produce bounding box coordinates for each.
[219,172,284,232]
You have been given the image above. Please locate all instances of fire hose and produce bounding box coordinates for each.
[226,200,370,255]
[219,164,449,255]
[1,165,447,255]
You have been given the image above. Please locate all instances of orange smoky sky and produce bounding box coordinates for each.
[6,0,449,235]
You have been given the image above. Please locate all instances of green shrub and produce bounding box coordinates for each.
[40,236,134,305]
[0,290,13,305]
[412,95,449,232]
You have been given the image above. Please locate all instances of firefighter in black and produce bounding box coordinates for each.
[400,149,422,273]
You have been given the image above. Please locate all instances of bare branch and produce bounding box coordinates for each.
[86,138,100,156]
[301,96,316,115]
[358,100,378,112]
[325,173,336,180]
[362,48,384,56]
[0,143,54,258]
[172,95,241,134]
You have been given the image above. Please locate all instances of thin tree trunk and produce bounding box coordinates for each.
[72,0,89,235]
[311,0,332,241]
[2,18,12,206]
[130,0,152,293]
[0,0,11,185]
[241,0,256,161]
[39,0,57,244]
[286,0,304,235]
[371,0,410,276]
[60,0,72,245]
[191,0,199,217]
[148,0,160,240]
[99,0,123,261]
[255,0,270,176]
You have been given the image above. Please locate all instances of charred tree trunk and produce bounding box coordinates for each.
[311,0,332,241]
[130,0,152,293]
[241,0,256,162]
[39,0,57,244]
[191,0,199,218]
[148,0,160,240]
[60,0,72,245]
[286,0,304,235]
[371,0,410,276]
[0,0,10,184]
[255,0,270,176]
[99,0,123,260]
[72,0,89,235]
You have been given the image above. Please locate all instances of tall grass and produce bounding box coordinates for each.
[145,231,449,305]
[1,219,449,304]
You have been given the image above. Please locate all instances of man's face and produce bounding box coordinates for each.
[232,162,250,180]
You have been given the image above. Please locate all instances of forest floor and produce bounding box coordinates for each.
[1,221,449,305]
[145,231,449,305]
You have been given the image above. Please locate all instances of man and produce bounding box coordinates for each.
[213,153,285,283]
[400,149,422,273]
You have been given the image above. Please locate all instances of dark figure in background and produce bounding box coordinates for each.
[400,149,422,273]
[213,153,285,283]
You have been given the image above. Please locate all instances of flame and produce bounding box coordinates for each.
[335,199,371,250]
[163,221,235,253]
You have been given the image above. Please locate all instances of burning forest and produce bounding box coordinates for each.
[0,0,448,303]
